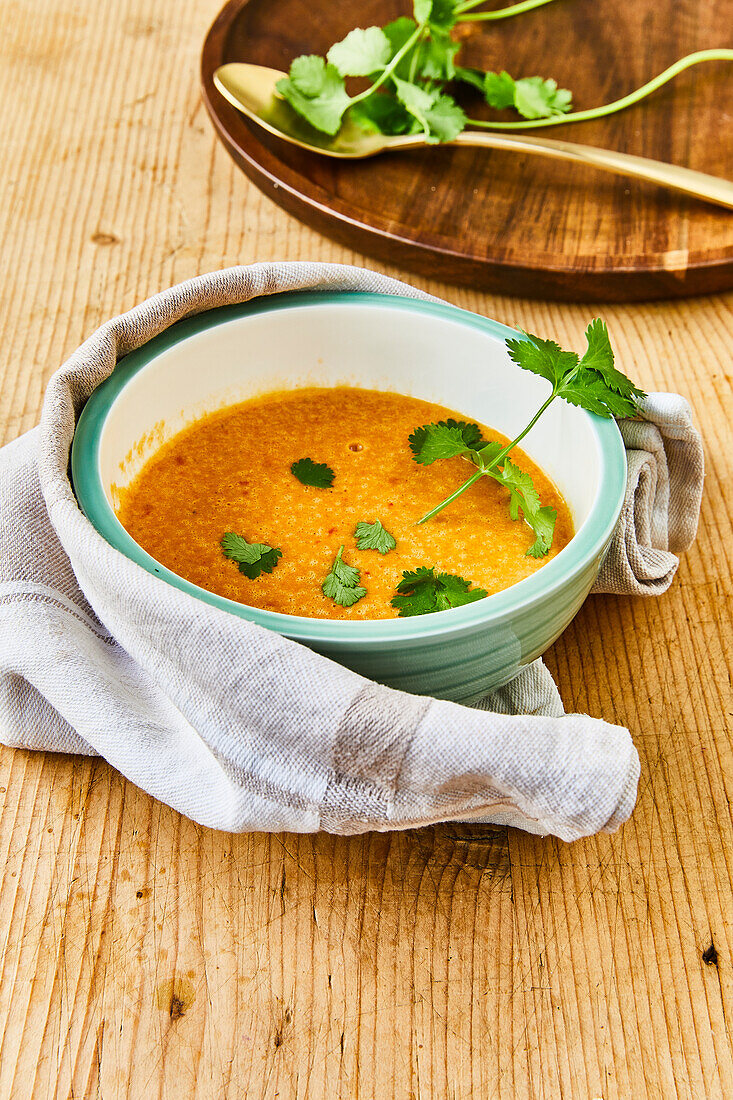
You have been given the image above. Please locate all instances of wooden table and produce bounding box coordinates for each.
[0,2,731,1096]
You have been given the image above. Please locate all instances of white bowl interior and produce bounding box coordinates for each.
[100,300,600,530]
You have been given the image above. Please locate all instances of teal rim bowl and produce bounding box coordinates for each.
[71,292,627,653]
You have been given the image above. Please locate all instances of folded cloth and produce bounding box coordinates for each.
[594,393,704,594]
[0,264,703,841]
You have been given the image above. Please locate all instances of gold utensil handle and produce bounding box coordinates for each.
[451,131,733,210]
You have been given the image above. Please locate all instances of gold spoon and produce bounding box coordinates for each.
[213,63,733,210]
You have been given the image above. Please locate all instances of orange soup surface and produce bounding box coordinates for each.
[116,387,574,620]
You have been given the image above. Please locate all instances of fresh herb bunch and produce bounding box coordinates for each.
[411,319,645,554]
[277,0,572,141]
[276,0,732,142]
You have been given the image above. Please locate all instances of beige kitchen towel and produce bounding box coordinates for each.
[0,263,703,840]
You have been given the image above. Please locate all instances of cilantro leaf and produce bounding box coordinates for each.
[287,55,329,97]
[485,71,573,120]
[454,65,488,93]
[474,440,504,467]
[484,70,517,110]
[349,92,415,135]
[498,456,540,520]
[393,76,437,135]
[560,377,644,420]
[392,81,465,143]
[424,93,467,142]
[409,420,485,464]
[322,546,367,607]
[327,27,391,77]
[418,31,460,81]
[276,59,351,135]
[580,319,646,403]
[526,506,558,558]
[391,567,487,617]
[492,458,557,557]
[221,532,282,580]
[354,519,397,554]
[390,568,440,616]
[428,0,458,31]
[514,76,572,119]
[505,333,579,387]
[382,17,418,81]
[383,16,418,52]
[433,571,486,611]
[291,457,335,488]
[330,546,362,587]
[413,0,433,22]
[507,320,645,419]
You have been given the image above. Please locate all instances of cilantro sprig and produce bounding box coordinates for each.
[391,567,487,617]
[274,2,731,144]
[410,425,557,556]
[413,320,645,554]
[322,546,367,607]
[483,71,572,119]
[221,532,283,579]
[276,0,570,141]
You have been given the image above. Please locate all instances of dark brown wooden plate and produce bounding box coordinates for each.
[201,0,733,301]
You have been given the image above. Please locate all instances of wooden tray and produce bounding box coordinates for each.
[201,0,733,301]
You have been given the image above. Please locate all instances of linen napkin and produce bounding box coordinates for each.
[0,263,703,841]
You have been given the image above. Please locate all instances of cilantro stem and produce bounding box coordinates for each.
[456,0,563,20]
[416,468,485,525]
[408,25,428,83]
[349,22,427,107]
[464,49,733,129]
[416,391,557,524]
[482,391,557,471]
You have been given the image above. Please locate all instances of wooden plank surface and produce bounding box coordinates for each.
[0,1,731,1096]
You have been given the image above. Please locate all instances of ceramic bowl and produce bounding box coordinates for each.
[71,292,626,703]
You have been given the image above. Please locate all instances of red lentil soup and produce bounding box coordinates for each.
[115,386,574,620]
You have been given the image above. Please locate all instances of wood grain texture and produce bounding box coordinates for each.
[201,0,733,301]
[0,1,732,1097]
